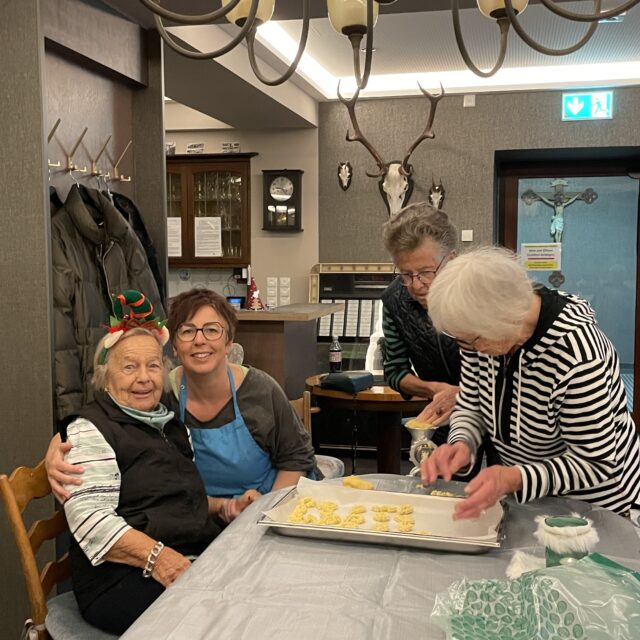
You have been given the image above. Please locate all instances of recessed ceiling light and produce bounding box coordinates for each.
[599,12,626,23]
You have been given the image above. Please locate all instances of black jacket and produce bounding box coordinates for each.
[111,192,166,301]
[381,278,460,386]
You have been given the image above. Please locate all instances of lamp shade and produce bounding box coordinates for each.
[477,0,528,19]
[223,0,275,26]
[328,0,379,36]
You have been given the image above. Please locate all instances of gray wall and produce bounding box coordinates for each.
[319,87,640,262]
[0,1,167,635]
[0,3,55,637]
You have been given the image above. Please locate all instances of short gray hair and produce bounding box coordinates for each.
[382,202,458,259]
[92,328,171,392]
[427,246,534,341]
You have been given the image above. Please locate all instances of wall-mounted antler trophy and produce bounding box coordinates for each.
[337,82,444,216]
[337,161,353,191]
[428,177,445,210]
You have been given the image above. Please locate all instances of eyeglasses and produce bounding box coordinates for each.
[396,254,448,287]
[441,330,480,351]
[176,322,226,342]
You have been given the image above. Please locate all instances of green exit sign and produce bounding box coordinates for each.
[562,91,613,121]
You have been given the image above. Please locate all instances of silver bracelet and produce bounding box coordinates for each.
[142,541,165,578]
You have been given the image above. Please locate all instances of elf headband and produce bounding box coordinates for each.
[98,290,170,365]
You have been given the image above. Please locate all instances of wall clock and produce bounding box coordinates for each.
[262,169,304,232]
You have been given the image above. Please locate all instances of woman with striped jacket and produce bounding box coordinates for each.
[421,246,640,519]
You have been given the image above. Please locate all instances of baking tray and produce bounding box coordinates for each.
[257,478,506,554]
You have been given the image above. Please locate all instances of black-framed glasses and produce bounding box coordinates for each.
[441,330,480,351]
[176,322,226,342]
[395,254,448,287]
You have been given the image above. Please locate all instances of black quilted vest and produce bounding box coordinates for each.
[381,278,460,385]
[65,392,220,611]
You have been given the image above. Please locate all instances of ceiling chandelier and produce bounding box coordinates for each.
[139,0,640,88]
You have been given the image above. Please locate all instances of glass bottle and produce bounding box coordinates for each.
[329,335,343,373]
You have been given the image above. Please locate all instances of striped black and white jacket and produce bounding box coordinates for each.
[449,291,640,513]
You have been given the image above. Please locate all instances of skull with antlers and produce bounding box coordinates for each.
[337,82,444,217]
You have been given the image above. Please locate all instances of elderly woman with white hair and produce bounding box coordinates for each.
[421,246,640,520]
[57,291,250,635]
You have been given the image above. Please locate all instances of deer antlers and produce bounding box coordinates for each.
[337,81,445,179]
[400,83,445,176]
[337,81,387,178]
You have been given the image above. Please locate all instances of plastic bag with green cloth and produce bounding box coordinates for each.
[431,554,640,640]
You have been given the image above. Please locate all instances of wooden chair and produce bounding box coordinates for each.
[0,460,117,639]
[290,391,344,480]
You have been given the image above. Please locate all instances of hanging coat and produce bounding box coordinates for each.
[51,185,165,419]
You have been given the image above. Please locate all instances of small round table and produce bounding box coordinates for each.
[305,375,427,474]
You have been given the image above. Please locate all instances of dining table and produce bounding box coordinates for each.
[305,375,427,474]
[121,475,640,640]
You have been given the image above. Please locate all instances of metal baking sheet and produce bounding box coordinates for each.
[257,478,506,554]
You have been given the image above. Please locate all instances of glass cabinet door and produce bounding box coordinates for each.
[167,155,253,268]
[166,170,185,260]
[192,169,244,259]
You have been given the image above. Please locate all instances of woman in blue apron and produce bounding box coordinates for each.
[168,288,317,500]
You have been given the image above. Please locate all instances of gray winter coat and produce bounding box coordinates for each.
[52,185,165,419]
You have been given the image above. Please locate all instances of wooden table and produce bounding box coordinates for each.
[305,375,427,474]
[235,303,344,399]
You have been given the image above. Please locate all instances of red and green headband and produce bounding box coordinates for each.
[98,290,169,364]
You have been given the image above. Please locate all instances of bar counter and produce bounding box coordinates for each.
[235,303,344,399]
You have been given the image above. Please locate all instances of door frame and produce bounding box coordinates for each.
[497,158,640,428]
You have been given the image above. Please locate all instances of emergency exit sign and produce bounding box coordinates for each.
[562,91,613,121]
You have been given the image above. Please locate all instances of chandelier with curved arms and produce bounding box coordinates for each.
[139,0,640,88]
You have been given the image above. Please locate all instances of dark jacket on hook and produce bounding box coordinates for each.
[51,185,165,420]
[111,192,166,301]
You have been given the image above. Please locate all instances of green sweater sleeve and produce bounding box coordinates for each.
[382,304,413,393]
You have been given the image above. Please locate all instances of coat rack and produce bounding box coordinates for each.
[47,120,134,184]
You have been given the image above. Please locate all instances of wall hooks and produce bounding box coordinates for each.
[107,140,133,182]
[65,127,88,173]
[90,135,112,177]
[47,118,62,168]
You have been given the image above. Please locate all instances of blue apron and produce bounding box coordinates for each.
[179,368,277,497]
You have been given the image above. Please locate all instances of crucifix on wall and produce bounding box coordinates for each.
[521,178,598,287]
[521,179,598,243]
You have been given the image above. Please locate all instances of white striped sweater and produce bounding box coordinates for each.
[449,292,640,513]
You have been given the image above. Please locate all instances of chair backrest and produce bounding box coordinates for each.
[290,390,316,434]
[0,459,70,629]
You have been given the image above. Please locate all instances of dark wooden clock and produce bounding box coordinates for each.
[262,169,303,232]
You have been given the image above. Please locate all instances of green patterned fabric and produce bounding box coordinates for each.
[431,555,640,640]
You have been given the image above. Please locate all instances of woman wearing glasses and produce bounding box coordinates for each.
[47,288,316,514]
[381,203,497,475]
[166,288,316,499]
[381,203,459,426]
[422,246,640,519]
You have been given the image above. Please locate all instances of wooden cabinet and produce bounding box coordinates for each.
[166,153,257,267]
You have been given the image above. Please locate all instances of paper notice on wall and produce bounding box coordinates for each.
[167,218,182,257]
[521,243,562,271]
[194,217,222,257]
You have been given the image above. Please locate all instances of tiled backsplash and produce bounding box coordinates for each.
[167,268,248,299]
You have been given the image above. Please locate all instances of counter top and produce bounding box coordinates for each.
[236,302,344,322]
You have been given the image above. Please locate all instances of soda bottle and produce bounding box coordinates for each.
[329,335,342,373]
